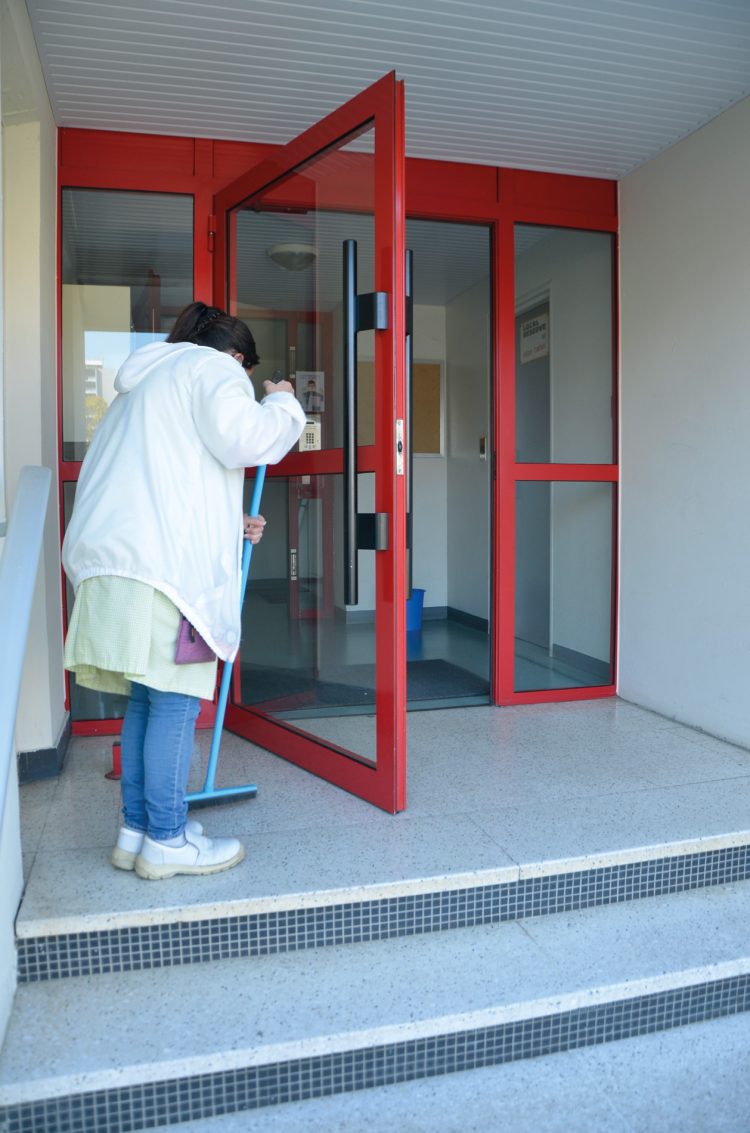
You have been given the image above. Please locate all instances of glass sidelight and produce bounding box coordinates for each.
[514,225,615,465]
[61,189,194,723]
[61,189,193,462]
[514,481,615,691]
[510,222,617,698]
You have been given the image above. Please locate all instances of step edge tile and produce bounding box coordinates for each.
[14,865,522,939]
[17,830,750,940]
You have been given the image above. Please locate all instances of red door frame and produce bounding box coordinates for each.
[216,73,408,812]
[57,113,618,742]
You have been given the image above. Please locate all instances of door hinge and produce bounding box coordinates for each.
[208,214,217,253]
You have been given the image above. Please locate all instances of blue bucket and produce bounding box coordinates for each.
[405,588,425,632]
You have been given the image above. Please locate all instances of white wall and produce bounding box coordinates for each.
[4,120,63,752]
[0,0,61,1046]
[411,305,448,608]
[619,94,750,745]
[446,277,491,621]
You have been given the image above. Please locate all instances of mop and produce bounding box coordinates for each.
[186,464,266,806]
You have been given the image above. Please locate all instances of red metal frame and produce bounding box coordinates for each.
[56,92,619,758]
[493,179,618,706]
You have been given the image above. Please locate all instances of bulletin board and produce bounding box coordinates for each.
[357,361,442,453]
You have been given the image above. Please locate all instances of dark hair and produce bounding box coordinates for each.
[167,302,260,368]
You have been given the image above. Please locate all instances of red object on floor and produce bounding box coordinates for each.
[105,741,122,781]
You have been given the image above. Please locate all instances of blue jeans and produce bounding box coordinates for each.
[120,682,201,841]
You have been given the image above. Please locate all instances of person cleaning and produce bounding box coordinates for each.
[62,301,306,879]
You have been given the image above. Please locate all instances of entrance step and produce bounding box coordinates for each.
[2,881,750,1132]
[157,1011,750,1133]
[15,826,750,983]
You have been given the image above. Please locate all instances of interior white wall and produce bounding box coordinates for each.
[445,277,491,621]
[410,304,447,608]
[619,93,750,746]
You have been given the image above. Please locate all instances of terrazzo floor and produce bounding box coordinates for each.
[17,696,750,931]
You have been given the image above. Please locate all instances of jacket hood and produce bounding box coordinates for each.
[114,340,191,393]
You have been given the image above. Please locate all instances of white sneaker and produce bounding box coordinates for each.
[111,819,204,872]
[134,829,245,880]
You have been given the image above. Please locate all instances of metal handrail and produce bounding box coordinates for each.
[0,466,52,836]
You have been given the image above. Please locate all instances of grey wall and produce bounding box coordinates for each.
[0,0,61,1048]
[619,93,750,746]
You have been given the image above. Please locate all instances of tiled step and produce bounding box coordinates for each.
[2,881,750,1132]
[161,1011,750,1133]
[16,826,750,982]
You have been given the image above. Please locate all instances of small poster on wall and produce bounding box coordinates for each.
[520,312,549,363]
[297,371,326,413]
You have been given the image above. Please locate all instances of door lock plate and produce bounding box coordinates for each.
[396,419,405,476]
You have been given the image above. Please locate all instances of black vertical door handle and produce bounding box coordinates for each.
[343,239,359,606]
[342,240,390,606]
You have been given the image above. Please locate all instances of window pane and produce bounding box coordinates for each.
[62,189,193,460]
[514,226,614,464]
[63,482,129,722]
[515,481,614,691]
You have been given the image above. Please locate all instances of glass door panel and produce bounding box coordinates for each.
[215,74,406,811]
[404,218,493,708]
[240,473,377,762]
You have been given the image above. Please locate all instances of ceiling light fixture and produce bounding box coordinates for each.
[266,242,317,271]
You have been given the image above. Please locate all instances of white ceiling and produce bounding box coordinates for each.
[26,0,750,179]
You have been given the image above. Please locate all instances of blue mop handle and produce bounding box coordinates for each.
[202,465,267,791]
[239,465,268,602]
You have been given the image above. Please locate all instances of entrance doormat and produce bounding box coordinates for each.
[240,659,489,710]
[408,659,490,700]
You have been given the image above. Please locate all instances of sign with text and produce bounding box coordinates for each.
[520,311,549,364]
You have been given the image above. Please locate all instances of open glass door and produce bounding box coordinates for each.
[214,73,407,812]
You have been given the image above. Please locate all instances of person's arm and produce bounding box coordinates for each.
[192,356,305,469]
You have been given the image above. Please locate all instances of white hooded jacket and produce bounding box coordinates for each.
[62,340,306,662]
